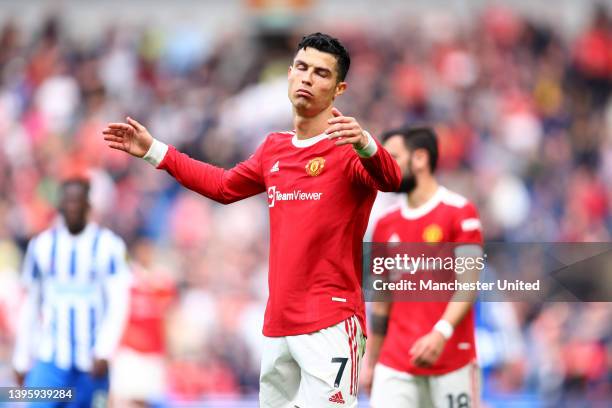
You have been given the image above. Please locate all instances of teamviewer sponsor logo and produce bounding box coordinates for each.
[267,186,323,208]
[268,186,277,207]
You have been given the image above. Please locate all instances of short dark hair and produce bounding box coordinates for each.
[61,177,90,195]
[381,127,439,173]
[296,32,350,82]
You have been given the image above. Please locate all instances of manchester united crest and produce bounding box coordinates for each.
[423,224,443,243]
[305,157,325,176]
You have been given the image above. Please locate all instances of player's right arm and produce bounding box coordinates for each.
[12,238,42,386]
[103,118,266,204]
[362,301,391,393]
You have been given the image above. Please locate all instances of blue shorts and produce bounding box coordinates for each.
[24,360,109,408]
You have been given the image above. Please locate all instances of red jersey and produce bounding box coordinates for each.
[372,186,482,375]
[121,264,176,353]
[156,131,401,336]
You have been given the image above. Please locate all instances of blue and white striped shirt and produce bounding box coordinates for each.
[13,220,131,372]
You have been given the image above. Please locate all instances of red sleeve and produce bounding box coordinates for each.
[158,140,266,205]
[453,202,483,244]
[347,137,401,192]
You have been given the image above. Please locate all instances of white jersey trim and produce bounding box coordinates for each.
[440,189,468,208]
[461,218,482,232]
[291,132,327,148]
[400,187,445,220]
[400,186,471,220]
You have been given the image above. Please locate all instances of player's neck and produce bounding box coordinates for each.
[293,110,329,139]
[406,177,439,209]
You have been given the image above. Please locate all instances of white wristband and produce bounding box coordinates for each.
[354,131,378,158]
[143,138,168,167]
[433,319,454,340]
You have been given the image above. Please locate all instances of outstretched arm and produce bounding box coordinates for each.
[103,118,266,204]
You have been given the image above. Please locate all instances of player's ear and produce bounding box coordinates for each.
[413,149,428,171]
[288,65,293,77]
[334,81,347,98]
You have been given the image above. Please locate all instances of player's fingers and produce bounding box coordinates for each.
[107,142,126,151]
[103,135,123,143]
[325,123,357,135]
[410,339,424,356]
[328,130,355,139]
[419,358,432,367]
[335,135,362,146]
[422,351,436,365]
[127,116,145,131]
[417,346,434,365]
[327,116,354,125]
[102,128,124,136]
[334,131,362,141]
[331,107,343,117]
[106,123,132,131]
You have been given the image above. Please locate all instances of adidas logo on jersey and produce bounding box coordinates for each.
[329,391,345,404]
[270,161,280,173]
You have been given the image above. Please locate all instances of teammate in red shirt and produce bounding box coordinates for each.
[364,127,483,407]
[103,33,401,407]
[112,239,176,406]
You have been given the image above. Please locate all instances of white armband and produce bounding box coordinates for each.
[354,131,378,158]
[143,138,169,167]
[433,319,454,340]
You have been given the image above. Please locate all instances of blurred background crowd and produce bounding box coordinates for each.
[0,0,610,406]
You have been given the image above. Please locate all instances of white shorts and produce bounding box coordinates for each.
[370,361,480,408]
[260,315,365,408]
[111,347,166,401]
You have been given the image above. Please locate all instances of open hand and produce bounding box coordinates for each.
[102,117,153,158]
[326,108,369,149]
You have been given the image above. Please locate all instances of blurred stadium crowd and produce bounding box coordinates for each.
[0,2,610,405]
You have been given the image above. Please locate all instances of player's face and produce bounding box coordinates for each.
[384,135,412,173]
[288,47,347,117]
[384,135,417,193]
[59,183,90,234]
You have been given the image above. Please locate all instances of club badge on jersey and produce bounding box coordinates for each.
[305,157,325,176]
[423,224,443,242]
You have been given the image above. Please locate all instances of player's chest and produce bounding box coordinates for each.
[262,146,348,207]
[386,213,455,243]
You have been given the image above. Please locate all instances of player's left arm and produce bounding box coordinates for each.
[411,203,483,367]
[93,235,131,377]
[326,108,401,192]
[12,238,42,386]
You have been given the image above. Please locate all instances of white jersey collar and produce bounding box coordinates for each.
[291,131,328,148]
[401,186,446,220]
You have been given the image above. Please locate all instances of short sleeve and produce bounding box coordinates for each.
[453,203,483,244]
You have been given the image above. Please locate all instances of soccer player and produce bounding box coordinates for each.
[102,33,401,407]
[364,127,483,407]
[112,238,176,407]
[12,177,131,407]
